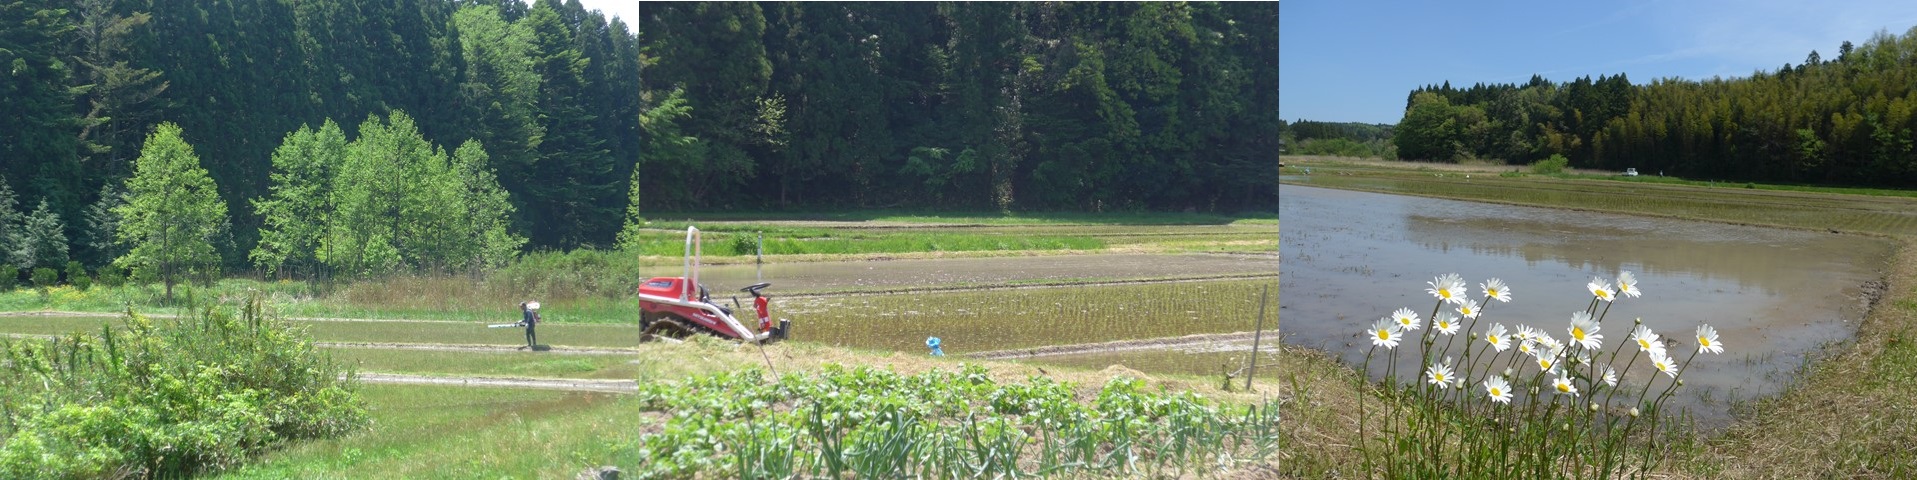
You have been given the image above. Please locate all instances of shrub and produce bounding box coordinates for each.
[1530,154,1570,174]
[63,261,89,292]
[0,266,15,290]
[30,267,58,300]
[0,292,367,477]
[95,267,125,288]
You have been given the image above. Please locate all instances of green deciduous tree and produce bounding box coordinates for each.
[319,111,521,276]
[115,123,229,301]
[252,120,347,277]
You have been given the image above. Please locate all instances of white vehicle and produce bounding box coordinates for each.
[1623,168,1639,177]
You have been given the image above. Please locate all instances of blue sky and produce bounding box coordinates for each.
[1281,0,1917,124]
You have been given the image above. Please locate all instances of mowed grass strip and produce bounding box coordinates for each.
[211,385,638,479]
[330,349,640,380]
[0,315,642,348]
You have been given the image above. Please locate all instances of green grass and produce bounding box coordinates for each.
[213,384,639,479]
[329,349,640,379]
[641,209,1275,226]
[0,314,642,348]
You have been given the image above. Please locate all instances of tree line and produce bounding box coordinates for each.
[1393,25,1917,186]
[636,2,1279,213]
[0,0,640,280]
[1278,119,1396,158]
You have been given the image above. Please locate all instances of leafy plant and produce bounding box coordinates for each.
[1530,154,1570,175]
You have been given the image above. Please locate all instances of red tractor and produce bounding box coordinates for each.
[637,226,790,343]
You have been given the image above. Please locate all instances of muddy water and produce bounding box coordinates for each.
[662,253,1277,295]
[1281,184,1892,425]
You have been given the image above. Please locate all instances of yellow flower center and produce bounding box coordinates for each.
[1573,327,1586,340]
[1489,288,1500,297]
[1441,290,1452,299]
[1434,373,1446,382]
[1638,339,1651,349]
[1378,330,1390,341]
[1700,337,1711,347]
[1557,383,1571,393]
[1491,388,1502,396]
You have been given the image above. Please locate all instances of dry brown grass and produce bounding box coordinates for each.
[1698,236,1917,479]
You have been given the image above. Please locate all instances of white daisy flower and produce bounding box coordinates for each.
[1568,311,1604,350]
[1427,361,1455,389]
[1392,307,1422,331]
[1481,278,1512,303]
[1552,376,1579,397]
[1632,324,1666,357]
[1428,273,1468,305]
[1616,271,1641,298]
[1457,299,1482,319]
[1517,339,1536,356]
[1697,324,1724,354]
[1651,352,1678,378]
[1484,323,1511,352]
[1534,351,1562,375]
[1484,376,1513,404]
[1434,312,1461,335]
[1603,366,1618,387]
[1588,277,1616,302]
[1368,318,1403,349]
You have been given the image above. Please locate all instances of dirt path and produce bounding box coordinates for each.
[964,330,1281,360]
[353,372,636,393]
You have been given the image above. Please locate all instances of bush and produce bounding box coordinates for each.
[95,267,125,288]
[63,261,89,292]
[30,268,58,300]
[0,293,367,477]
[0,266,15,290]
[1530,154,1570,175]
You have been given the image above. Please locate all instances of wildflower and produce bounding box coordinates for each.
[1632,325,1666,357]
[1535,333,1563,353]
[1434,312,1461,335]
[1517,340,1536,356]
[1588,277,1615,302]
[1697,324,1724,354]
[1484,323,1511,351]
[1484,376,1513,404]
[1629,407,1640,417]
[1534,351,1562,375]
[1616,271,1641,298]
[1651,352,1678,378]
[1427,361,1455,389]
[1603,366,1618,387]
[1368,318,1403,349]
[1552,376,1579,396]
[1458,299,1482,319]
[1569,311,1604,350]
[1392,307,1421,331]
[1428,273,1468,305]
[1481,278,1512,303]
[1515,325,1537,342]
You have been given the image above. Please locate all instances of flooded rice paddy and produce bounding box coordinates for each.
[1281,184,1892,424]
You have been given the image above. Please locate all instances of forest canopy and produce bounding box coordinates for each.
[1391,25,1917,187]
[636,2,1279,213]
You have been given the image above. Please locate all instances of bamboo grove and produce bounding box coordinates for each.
[1392,25,1917,187]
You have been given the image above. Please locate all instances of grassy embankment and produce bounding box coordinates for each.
[1278,159,1917,478]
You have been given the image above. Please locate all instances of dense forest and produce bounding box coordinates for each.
[1278,119,1395,158]
[0,0,639,276]
[635,2,1279,213]
[1393,25,1917,186]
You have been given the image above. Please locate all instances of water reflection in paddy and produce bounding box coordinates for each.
[1280,184,1892,426]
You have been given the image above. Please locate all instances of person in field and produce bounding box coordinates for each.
[519,301,540,349]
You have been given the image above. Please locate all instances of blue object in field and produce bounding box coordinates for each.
[926,336,944,356]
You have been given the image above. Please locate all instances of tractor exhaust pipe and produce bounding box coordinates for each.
[682,226,700,302]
